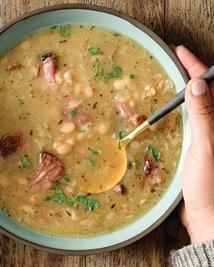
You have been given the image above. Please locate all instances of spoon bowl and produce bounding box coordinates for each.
[71,135,127,193]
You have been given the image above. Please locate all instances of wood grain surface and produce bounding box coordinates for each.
[0,1,213,266]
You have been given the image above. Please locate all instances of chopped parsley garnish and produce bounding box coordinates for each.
[130,74,137,79]
[46,183,77,207]
[108,56,115,66]
[75,195,99,211]
[88,47,100,55]
[91,57,122,80]
[46,183,99,211]
[119,130,126,140]
[146,145,161,161]
[79,128,87,133]
[20,155,32,169]
[88,147,100,156]
[69,108,77,117]
[106,66,122,79]
[92,60,104,78]
[86,157,95,167]
[62,174,70,182]
[18,99,24,106]
[51,24,72,38]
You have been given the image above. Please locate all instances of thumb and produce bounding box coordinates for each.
[185,78,214,144]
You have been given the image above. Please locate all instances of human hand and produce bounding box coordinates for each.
[174,45,214,244]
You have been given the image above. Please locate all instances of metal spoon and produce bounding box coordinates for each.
[121,65,214,147]
[72,65,214,194]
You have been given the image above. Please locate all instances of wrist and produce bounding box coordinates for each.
[186,215,214,244]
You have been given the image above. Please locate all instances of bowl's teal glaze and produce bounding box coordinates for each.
[0,4,190,254]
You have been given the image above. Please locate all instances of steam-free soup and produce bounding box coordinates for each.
[0,25,181,236]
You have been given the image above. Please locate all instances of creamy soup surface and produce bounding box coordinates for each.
[0,25,182,236]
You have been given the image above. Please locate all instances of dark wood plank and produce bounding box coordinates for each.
[165,0,214,66]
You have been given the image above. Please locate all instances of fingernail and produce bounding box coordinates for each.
[191,80,208,96]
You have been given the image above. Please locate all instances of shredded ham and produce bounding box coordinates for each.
[0,133,22,157]
[63,97,92,126]
[41,52,57,83]
[113,184,127,195]
[6,63,24,71]
[31,152,64,186]
[143,154,165,185]
[115,102,147,126]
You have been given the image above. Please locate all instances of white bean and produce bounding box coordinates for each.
[60,122,76,133]
[55,143,73,155]
[113,79,126,90]
[164,79,173,91]
[55,72,63,84]
[114,91,130,102]
[97,123,109,135]
[85,85,94,97]
[64,70,73,84]
[129,100,136,107]
[144,85,156,96]
[66,137,75,146]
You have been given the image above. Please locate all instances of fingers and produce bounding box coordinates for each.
[185,78,214,144]
[175,45,207,78]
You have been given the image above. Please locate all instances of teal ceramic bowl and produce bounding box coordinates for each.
[0,4,190,254]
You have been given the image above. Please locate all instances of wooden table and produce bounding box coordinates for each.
[0,1,213,266]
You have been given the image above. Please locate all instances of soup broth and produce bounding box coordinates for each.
[0,25,182,236]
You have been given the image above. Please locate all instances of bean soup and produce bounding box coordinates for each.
[0,25,182,236]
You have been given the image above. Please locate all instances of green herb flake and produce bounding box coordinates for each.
[75,195,99,211]
[88,47,100,55]
[69,108,77,117]
[62,174,70,182]
[146,145,161,161]
[51,24,72,38]
[18,99,24,106]
[130,74,137,79]
[86,158,95,167]
[88,147,100,156]
[20,155,32,169]
[107,66,123,79]
[46,183,99,211]
[79,128,87,133]
[46,183,77,208]
[108,56,115,66]
[119,130,126,140]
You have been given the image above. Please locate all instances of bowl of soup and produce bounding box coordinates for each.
[0,4,190,254]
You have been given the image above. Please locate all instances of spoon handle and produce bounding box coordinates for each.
[147,65,214,125]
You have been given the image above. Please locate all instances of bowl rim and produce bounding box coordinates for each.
[0,3,189,255]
